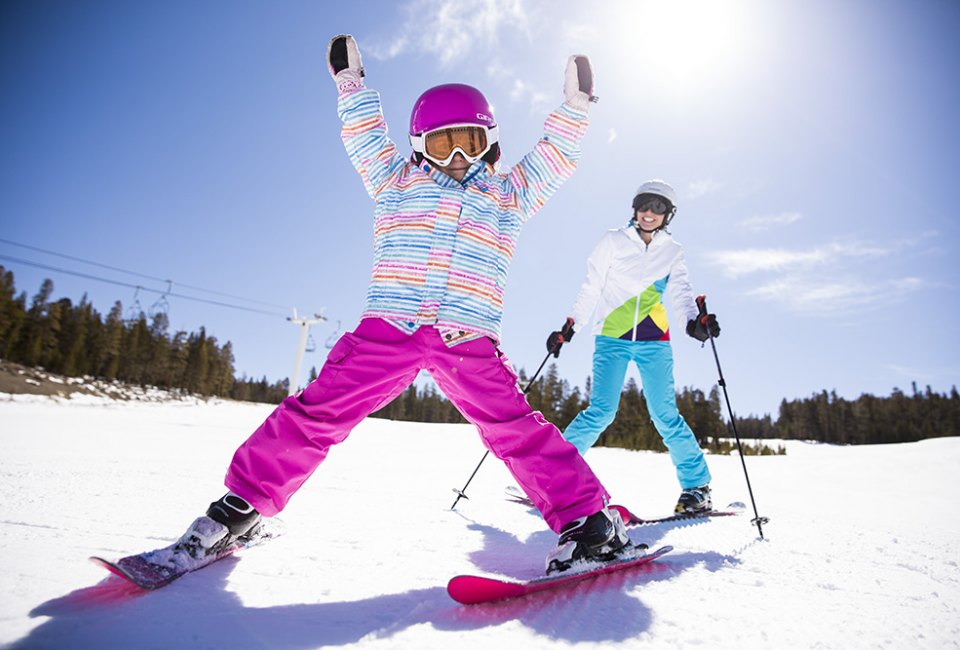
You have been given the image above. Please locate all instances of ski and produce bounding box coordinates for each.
[90,518,283,590]
[609,503,743,526]
[448,544,673,605]
[505,486,743,525]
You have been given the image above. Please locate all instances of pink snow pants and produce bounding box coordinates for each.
[224,318,610,532]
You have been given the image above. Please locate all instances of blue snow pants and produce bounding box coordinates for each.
[563,336,712,489]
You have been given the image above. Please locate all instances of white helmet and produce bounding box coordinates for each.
[632,179,678,229]
[633,179,677,208]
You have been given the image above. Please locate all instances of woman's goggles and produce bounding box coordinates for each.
[410,124,498,167]
[633,195,671,216]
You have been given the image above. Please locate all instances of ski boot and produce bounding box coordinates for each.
[163,492,263,564]
[545,506,632,574]
[675,484,712,514]
[206,492,261,538]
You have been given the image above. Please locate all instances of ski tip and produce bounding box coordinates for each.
[447,574,526,605]
[726,501,747,510]
[89,555,119,570]
[89,556,137,584]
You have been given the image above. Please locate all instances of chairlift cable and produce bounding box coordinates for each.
[0,254,287,318]
[0,237,289,310]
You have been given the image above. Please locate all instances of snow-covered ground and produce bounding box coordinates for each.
[1,393,957,649]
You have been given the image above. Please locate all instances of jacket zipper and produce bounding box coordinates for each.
[631,241,649,341]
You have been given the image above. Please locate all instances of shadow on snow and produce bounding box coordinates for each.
[11,520,739,648]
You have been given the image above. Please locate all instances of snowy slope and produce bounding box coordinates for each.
[1,394,957,649]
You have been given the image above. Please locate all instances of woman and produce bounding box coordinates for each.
[548,179,721,514]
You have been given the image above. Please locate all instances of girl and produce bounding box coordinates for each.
[167,35,629,576]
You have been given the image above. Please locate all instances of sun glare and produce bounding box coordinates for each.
[610,0,764,100]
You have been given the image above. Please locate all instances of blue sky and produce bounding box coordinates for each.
[2,0,958,418]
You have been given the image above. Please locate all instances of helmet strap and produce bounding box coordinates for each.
[632,206,676,234]
[634,223,664,238]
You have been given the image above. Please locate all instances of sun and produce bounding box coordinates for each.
[606,0,766,100]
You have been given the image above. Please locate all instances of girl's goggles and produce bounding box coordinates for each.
[410,124,498,166]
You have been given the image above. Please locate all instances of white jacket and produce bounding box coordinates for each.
[569,227,699,341]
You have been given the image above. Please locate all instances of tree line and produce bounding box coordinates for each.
[373,342,958,451]
[0,267,287,402]
[372,363,782,455]
[2,269,955,449]
[733,385,960,445]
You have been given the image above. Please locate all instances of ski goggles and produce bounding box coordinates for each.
[410,124,498,166]
[633,194,672,216]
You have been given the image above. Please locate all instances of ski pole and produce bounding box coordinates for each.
[450,343,560,510]
[697,295,770,540]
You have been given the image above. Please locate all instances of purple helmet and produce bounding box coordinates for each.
[409,83,497,136]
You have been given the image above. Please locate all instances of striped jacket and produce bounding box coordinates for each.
[569,227,700,341]
[338,86,589,344]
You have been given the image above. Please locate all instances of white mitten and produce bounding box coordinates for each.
[563,54,596,112]
[327,34,365,93]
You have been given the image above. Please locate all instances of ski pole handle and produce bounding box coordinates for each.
[696,294,708,323]
[695,294,721,343]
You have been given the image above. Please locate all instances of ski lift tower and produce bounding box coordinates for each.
[287,308,327,395]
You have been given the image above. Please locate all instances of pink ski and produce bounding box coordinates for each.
[447,545,672,605]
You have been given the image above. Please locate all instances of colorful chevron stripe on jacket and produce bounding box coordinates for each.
[337,86,589,344]
[600,276,672,340]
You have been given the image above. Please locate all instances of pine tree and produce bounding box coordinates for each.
[0,267,26,356]
[59,296,89,377]
[99,301,124,379]
[20,279,54,367]
[183,328,210,394]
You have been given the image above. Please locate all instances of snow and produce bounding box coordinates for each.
[1,393,958,649]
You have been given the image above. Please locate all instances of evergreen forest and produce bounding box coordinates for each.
[2,268,957,450]
[0,268,288,403]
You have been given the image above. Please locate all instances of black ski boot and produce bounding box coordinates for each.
[675,484,712,514]
[206,493,261,536]
[545,506,631,574]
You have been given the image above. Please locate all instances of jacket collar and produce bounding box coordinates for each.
[623,225,669,249]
